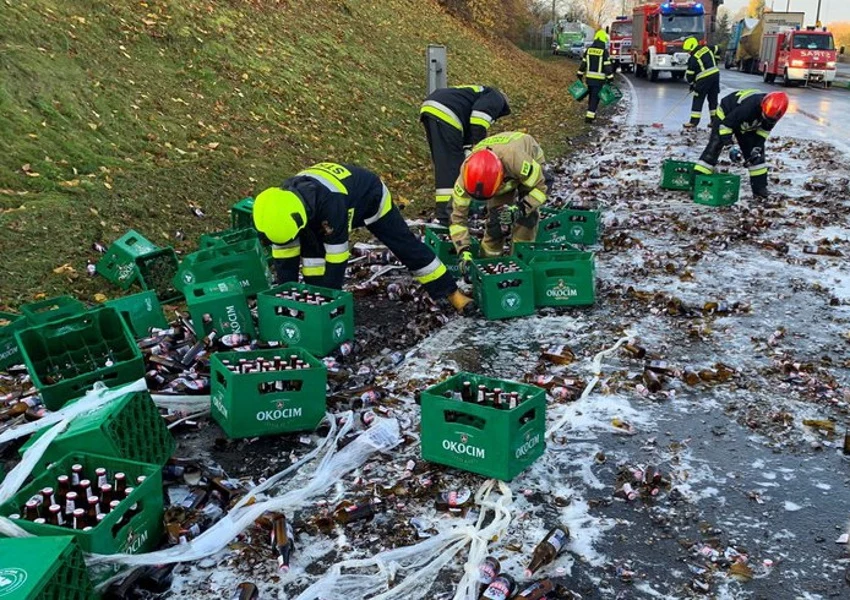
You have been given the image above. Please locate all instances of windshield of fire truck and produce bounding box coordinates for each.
[660,15,705,42]
[792,34,835,50]
[611,21,632,38]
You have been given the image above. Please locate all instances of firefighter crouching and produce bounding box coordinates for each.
[253,162,472,311]
[683,37,720,128]
[577,30,614,124]
[694,90,789,199]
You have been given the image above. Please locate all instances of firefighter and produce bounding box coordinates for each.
[683,37,720,128]
[420,85,511,226]
[577,30,614,124]
[449,132,549,273]
[253,162,472,311]
[694,90,789,199]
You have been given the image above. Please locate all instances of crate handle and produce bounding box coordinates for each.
[443,410,485,430]
[42,316,94,336]
[110,497,146,538]
[257,379,303,394]
[517,406,536,425]
[216,369,227,389]
[543,267,578,278]
[125,235,141,247]
[568,214,588,223]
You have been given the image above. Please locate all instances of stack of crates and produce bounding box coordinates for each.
[257,282,353,357]
[184,276,256,339]
[420,372,546,480]
[105,291,168,338]
[96,230,180,301]
[210,348,327,438]
[0,537,95,599]
[536,204,600,246]
[470,257,535,320]
[15,306,145,410]
[174,237,272,297]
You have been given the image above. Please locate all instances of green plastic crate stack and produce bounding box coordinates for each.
[0,311,29,370]
[568,79,588,101]
[693,173,741,207]
[512,241,577,265]
[528,250,596,307]
[660,159,697,191]
[105,290,168,338]
[174,237,272,297]
[257,282,353,357]
[470,257,535,320]
[20,296,86,326]
[184,276,256,339]
[423,226,480,275]
[536,204,600,246]
[420,372,546,480]
[19,390,175,473]
[199,227,259,250]
[0,452,164,554]
[231,197,256,230]
[96,230,180,301]
[15,307,145,410]
[0,536,95,599]
[210,347,327,438]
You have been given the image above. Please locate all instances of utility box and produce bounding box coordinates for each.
[426,45,447,96]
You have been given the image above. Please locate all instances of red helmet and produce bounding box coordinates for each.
[462,149,504,199]
[761,92,789,122]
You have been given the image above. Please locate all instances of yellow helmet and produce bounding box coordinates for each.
[683,37,699,52]
[594,30,609,43]
[252,187,307,244]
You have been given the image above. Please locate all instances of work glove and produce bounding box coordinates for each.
[576,74,584,82]
[458,250,473,284]
[499,203,526,229]
[748,147,764,166]
[729,147,743,164]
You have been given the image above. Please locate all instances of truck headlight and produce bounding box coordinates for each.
[791,59,805,67]
[827,61,836,68]
[656,55,669,65]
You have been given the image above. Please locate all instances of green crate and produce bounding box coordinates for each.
[231,197,256,230]
[19,390,175,472]
[569,79,588,101]
[135,248,181,303]
[96,230,161,290]
[174,237,272,297]
[600,83,623,106]
[512,241,577,265]
[0,536,95,599]
[199,227,259,250]
[105,291,168,338]
[423,226,481,276]
[257,282,353,357]
[536,206,600,246]
[185,276,256,339]
[470,257,535,320]
[210,347,327,439]
[529,251,595,307]
[693,173,741,207]
[19,296,86,326]
[0,452,164,555]
[420,372,546,480]
[660,159,697,191]
[0,312,29,371]
[15,307,145,410]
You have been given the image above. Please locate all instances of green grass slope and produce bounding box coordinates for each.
[0,0,584,306]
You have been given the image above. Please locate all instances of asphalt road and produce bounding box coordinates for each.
[620,66,850,151]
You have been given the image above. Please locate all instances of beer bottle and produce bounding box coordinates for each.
[232,582,259,600]
[78,479,93,500]
[72,508,86,530]
[480,573,515,600]
[95,467,108,488]
[623,342,646,359]
[48,504,64,527]
[681,368,700,386]
[40,487,56,510]
[461,381,473,402]
[64,491,78,517]
[23,500,40,521]
[525,527,570,576]
[844,429,850,456]
[56,475,71,504]
[435,489,472,513]
[514,578,554,600]
[478,556,500,585]
[271,514,295,572]
[333,499,377,525]
[114,472,127,495]
[642,369,662,393]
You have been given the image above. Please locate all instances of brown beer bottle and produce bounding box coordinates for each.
[271,514,295,572]
[525,526,570,576]
[333,499,377,525]
[514,578,554,600]
[231,582,259,600]
[642,369,662,393]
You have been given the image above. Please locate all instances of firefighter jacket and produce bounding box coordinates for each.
[716,90,774,145]
[685,45,720,85]
[449,132,547,251]
[578,40,613,84]
[420,85,511,146]
[272,163,393,289]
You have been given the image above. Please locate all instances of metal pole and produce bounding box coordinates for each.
[785,0,790,11]
[816,0,822,24]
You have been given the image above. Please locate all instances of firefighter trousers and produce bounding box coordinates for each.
[422,116,465,226]
[480,193,539,257]
[689,76,720,125]
[696,127,768,194]
[586,82,605,122]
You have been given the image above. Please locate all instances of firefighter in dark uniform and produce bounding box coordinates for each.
[694,90,789,199]
[683,37,721,128]
[253,162,472,311]
[577,30,614,124]
[420,86,511,225]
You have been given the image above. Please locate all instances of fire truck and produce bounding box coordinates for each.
[760,26,838,88]
[609,16,634,72]
[632,2,707,82]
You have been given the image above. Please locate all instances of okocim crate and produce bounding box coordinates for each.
[568,79,588,101]
[529,251,596,307]
[19,390,175,473]
[423,226,480,276]
[15,307,145,410]
[0,452,164,555]
[231,197,256,230]
[0,536,95,600]
[257,282,353,357]
[512,241,577,265]
[185,276,256,339]
[210,348,327,439]
[19,295,86,326]
[199,227,259,250]
[693,173,741,207]
[660,159,697,191]
[0,311,28,370]
[536,204,600,246]
[105,290,168,338]
[420,372,546,481]
[470,257,535,320]
[174,237,272,297]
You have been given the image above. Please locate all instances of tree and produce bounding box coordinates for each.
[747,0,765,18]
[714,8,731,49]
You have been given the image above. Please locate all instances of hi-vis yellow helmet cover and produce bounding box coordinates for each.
[594,30,609,43]
[252,187,307,244]
[683,37,699,52]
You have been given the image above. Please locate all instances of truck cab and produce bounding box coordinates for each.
[632,2,706,82]
[761,26,837,87]
[609,16,634,72]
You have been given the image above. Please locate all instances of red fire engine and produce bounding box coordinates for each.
[632,2,707,82]
[609,16,634,72]
[761,26,838,88]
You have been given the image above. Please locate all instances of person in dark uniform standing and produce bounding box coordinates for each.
[577,30,614,124]
[420,85,511,225]
[683,37,721,128]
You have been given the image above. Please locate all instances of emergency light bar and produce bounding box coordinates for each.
[660,2,705,15]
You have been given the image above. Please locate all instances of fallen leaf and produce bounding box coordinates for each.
[34,293,47,300]
[93,293,108,303]
[53,264,76,275]
[207,142,220,150]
